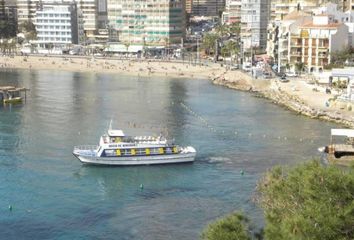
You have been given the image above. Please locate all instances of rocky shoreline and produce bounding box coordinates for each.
[212,74,354,128]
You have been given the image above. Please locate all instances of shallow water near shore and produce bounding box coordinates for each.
[0,69,339,239]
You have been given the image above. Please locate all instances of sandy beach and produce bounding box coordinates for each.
[0,55,224,80]
[1,55,354,127]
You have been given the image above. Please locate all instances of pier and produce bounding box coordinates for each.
[0,86,28,104]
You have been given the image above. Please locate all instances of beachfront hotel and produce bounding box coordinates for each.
[107,0,185,46]
[16,0,98,38]
[33,1,84,47]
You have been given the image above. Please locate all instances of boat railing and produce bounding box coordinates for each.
[74,145,99,151]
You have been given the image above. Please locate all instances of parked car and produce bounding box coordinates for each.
[279,75,289,83]
[243,63,252,72]
[230,65,239,71]
[263,72,272,79]
[285,71,298,77]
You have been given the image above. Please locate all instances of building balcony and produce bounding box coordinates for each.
[318,45,329,49]
[318,54,328,58]
[290,52,302,56]
[280,55,288,60]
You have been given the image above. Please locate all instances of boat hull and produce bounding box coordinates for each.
[4,97,22,104]
[73,152,196,166]
[326,154,354,166]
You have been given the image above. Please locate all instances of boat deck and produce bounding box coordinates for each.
[333,144,354,152]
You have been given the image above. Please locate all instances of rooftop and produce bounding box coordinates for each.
[299,22,342,29]
[283,10,310,21]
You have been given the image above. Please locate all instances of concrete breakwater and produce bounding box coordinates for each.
[212,73,354,128]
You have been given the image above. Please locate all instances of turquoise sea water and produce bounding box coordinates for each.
[0,69,338,239]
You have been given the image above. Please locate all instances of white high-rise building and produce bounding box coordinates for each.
[240,0,270,51]
[34,1,84,46]
[17,0,98,38]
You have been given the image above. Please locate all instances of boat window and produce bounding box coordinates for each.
[122,149,131,156]
[150,148,160,154]
[105,149,115,156]
[136,148,145,155]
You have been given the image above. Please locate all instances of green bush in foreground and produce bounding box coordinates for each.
[201,212,252,240]
[201,161,354,240]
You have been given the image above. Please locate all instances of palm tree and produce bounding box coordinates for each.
[202,33,218,55]
[229,22,241,36]
[215,24,228,38]
[124,42,130,56]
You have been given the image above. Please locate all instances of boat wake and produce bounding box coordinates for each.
[207,156,232,163]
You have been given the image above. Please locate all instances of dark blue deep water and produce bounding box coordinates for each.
[0,69,338,239]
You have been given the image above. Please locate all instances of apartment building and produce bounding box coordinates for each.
[34,1,84,46]
[76,0,97,37]
[190,0,225,17]
[17,0,38,23]
[270,0,319,22]
[0,0,17,38]
[222,0,241,25]
[272,10,349,73]
[186,0,193,14]
[1,0,17,23]
[270,10,312,71]
[240,0,270,51]
[291,15,348,72]
[107,0,185,46]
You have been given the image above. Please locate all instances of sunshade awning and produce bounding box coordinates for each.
[331,129,354,138]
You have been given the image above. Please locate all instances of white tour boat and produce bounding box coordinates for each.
[73,127,196,165]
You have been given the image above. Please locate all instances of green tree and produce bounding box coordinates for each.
[202,33,218,55]
[201,161,354,240]
[18,20,37,40]
[295,62,305,75]
[331,47,352,66]
[124,42,130,53]
[257,161,354,240]
[215,24,229,38]
[201,212,252,240]
[229,22,241,36]
[221,40,239,58]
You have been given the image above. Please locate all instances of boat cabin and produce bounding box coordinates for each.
[328,129,354,158]
[0,86,28,104]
